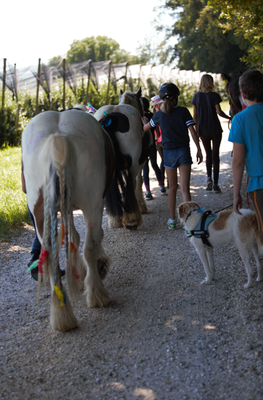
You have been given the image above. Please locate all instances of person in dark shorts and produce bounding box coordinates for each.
[228,69,263,232]
[142,83,203,230]
[191,74,231,193]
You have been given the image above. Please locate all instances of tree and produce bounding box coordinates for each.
[136,38,170,65]
[48,56,63,68]
[65,36,139,64]
[155,0,250,74]
[208,0,263,69]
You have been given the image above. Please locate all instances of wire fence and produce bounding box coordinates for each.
[0,58,223,107]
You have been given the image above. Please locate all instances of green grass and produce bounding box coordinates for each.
[0,147,30,241]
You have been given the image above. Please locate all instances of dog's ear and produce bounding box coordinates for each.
[178,203,184,218]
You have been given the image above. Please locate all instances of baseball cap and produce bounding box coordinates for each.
[151,95,163,106]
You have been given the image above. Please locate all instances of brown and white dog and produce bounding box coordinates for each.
[178,201,263,288]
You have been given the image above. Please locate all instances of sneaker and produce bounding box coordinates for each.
[28,251,40,281]
[28,251,65,281]
[167,218,182,230]
[213,184,221,193]
[206,179,213,191]
[145,191,153,200]
[159,186,166,194]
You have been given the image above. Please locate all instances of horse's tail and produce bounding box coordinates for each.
[43,134,78,331]
[99,113,139,220]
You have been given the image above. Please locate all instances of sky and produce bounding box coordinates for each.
[1,0,174,69]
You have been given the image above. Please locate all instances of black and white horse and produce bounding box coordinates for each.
[95,88,153,229]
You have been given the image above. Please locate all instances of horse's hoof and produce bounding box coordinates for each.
[97,258,108,280]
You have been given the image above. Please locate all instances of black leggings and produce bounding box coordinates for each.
[200,133,222,185]
[143,144,163,189]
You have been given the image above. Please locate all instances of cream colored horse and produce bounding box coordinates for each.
[22,110,116,331]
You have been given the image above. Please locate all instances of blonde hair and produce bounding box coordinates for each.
[199,74,215,93]
[161,97,178,114]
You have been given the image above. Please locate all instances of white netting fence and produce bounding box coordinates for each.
[0,58,222,101]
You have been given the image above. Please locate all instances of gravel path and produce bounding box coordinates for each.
[1,119,263,400]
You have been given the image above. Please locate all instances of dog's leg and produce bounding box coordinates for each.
[253,245,263,282]
[192,238,213,285]
[206,247,216,280]
[238,246,253,288]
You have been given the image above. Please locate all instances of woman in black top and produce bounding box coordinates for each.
[191,74,231,193]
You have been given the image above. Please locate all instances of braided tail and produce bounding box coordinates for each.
[47,134,78,331]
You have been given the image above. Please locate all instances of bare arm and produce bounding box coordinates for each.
[215,103,231,120]
[192,104,197,125]
[232,142,245,214]
[189,125,203,164]
[141,116,151,132]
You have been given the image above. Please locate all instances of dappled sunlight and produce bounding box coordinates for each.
[8,245,26,252]
[133,388,157,399]
[204,324,216,330]
[109,382,126,390]
[109,383,157,399]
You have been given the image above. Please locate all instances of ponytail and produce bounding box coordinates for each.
[161,96,178,114]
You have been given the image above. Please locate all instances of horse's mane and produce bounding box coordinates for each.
[120,89,143,116]
[121,91,137,106]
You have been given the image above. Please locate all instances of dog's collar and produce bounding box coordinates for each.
[185,208,205,223]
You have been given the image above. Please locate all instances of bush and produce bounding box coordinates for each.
[0,107,23,148]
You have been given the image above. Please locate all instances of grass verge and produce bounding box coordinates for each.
[0,147,30,241]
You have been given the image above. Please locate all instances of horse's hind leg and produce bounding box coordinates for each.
[122,167,143,230]
[83,211,110,308]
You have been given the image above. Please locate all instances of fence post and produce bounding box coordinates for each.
[14,63,18,102]
[138,64,142,90]
[2,58,6,109]
[35,58,41,115]
[123,62,128,92]
[63,59,66,110]
[85,60,91,104]
[106,61,112,105]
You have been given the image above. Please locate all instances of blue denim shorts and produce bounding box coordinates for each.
[163,147,192,170]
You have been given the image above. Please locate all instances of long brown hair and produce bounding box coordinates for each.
[199,74,215,93]
[161,97,178,114]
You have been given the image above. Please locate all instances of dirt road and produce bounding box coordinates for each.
[1,119,263,399]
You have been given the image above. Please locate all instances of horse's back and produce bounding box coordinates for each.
[95,104,143,166]
[22,110,114,211]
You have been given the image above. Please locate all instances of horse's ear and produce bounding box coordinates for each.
[221,73,231,83]
[136,87,142,98]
